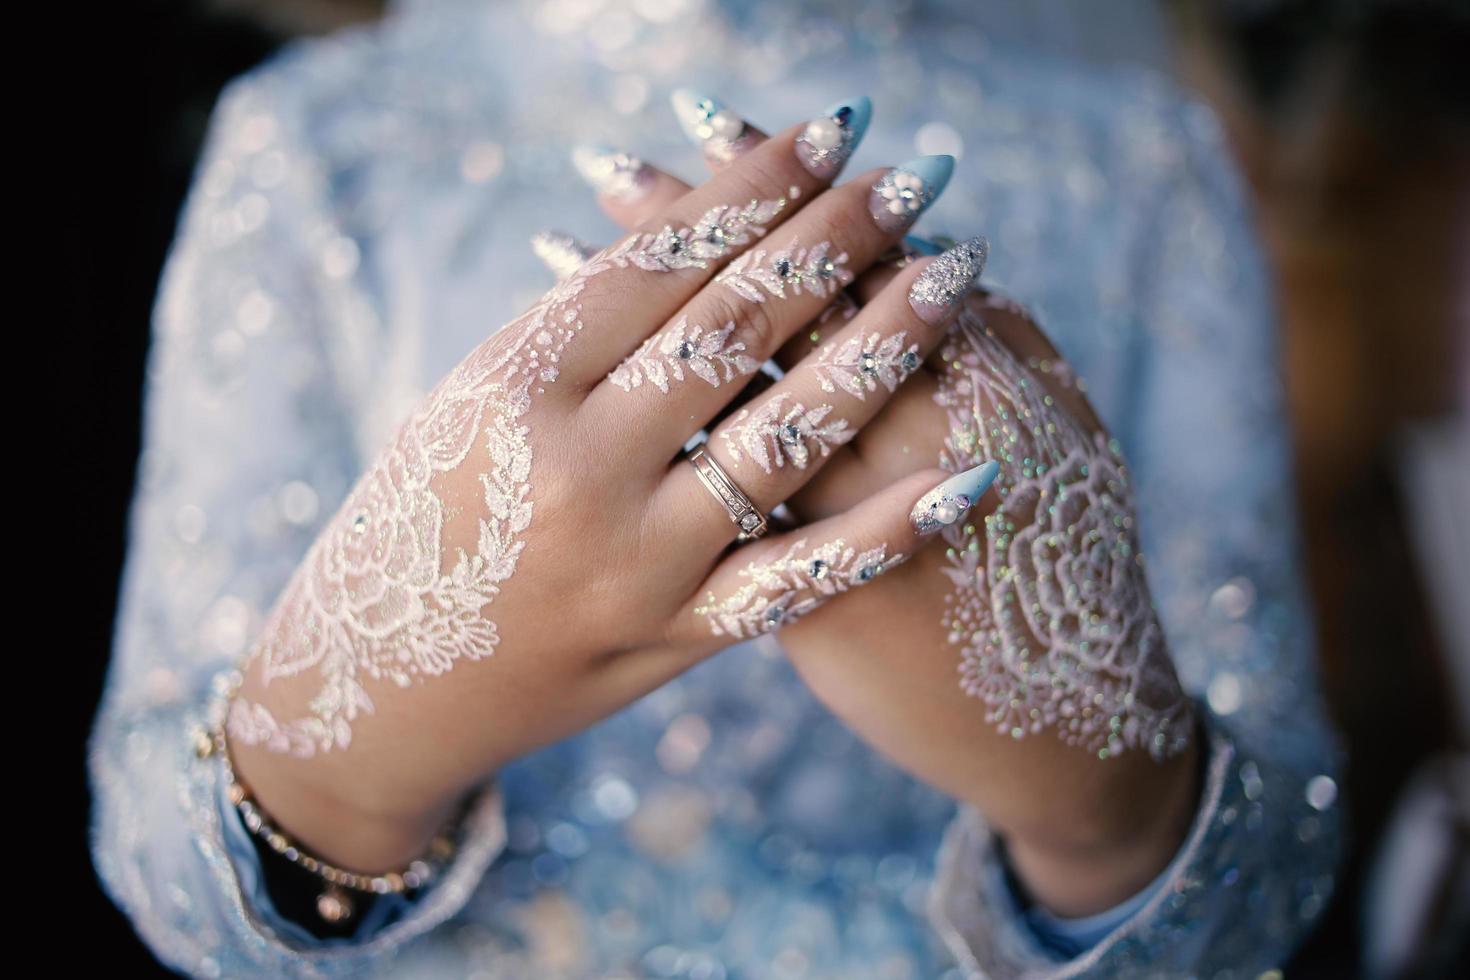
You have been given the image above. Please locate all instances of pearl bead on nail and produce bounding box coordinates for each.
[710,109,743,140]
[803,117,842,150]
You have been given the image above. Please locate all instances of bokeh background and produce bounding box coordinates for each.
[72,1,1466,975]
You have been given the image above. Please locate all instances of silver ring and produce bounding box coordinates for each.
[687,444,768,541]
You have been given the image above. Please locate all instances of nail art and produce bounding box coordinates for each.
[715,238,853,302]
[902,235,946,256]
[794,96,871,178]
[530,230,597,280]
[908,236,989,324]
[570,145,655,203]
[869,155,954,233]
[909,461,1000,535]
[671,89,756,163]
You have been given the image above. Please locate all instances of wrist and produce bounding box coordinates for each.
[1001,735,1202,917]
[227,724,457,874]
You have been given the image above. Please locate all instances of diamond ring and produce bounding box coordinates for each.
[687,444,768,541]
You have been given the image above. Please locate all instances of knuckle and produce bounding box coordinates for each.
[702,290,781,358]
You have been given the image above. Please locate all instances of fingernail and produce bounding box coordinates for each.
[531,230,597,280]
[908,236,988,324]
[794,96,871,178]
[570,145,655,203]
[870,154,954,233]
[671,88,754,162]
[901,234,946,256]
[910,461,1000,535]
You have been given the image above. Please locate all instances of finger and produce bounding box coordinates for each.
[587,154,957,451]
[570,145,691,228]
[530,231,598,281]
[771,235,946,367]
[666,461,1000,649]
[657,238,988,551]
[557,93,870,387]
[787,370,946,515]
[675,91,870,182]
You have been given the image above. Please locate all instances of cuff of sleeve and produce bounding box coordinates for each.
[997,837,1174,959]
[927,709,1236,977]
[182,685,508,968]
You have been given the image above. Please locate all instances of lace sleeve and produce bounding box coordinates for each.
[86,70,508,977]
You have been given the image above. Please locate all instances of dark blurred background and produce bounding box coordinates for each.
[73,1,1466,975]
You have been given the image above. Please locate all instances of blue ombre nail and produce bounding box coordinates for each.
[909,461,1001,535]
[670,88,752,161]
[870,154,955,232]
[901,234,946,256]
[794,96,872,178]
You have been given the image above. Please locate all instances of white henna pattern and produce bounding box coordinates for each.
[603,198,785,272]
[609,317,756,393]
[694,538,905,638]
[720,394,852,474]
[226,203,772,758]
[933,305,1192,760]
[715,239,852,302]
[813,329,920,400]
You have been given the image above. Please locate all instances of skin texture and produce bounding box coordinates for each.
[226,119,987,877]
[582,101,1200,916]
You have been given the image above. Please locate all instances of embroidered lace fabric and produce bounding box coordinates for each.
[88,1,1343,975]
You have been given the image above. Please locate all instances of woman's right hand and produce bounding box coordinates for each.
[225,98,996,872]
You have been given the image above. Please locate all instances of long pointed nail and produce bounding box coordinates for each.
[910,461,1000,535]
[531,230,597,280]
[570,145,655,203]
[671,88,755,162]
[870,155,955,233]
[794,96,871,178]
[909,236,988,324]
[901,234,946,256]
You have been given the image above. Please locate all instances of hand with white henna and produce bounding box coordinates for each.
[565,91,1202,920]
[222,96,1002,887]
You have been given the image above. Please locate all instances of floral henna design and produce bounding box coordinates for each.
[932,301,1193,760]
[609,317,757,393]
[715,239,853,302]
[720,394,853,474]
[604,198,787,273]
[812,329,920,400]
[227,201,780,758]
[695,538,906,639]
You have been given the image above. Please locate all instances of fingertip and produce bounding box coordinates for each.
[908,461,1001,536]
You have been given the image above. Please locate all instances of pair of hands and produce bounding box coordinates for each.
[227,92,1198,917]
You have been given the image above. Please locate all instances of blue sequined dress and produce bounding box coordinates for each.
[88,1,1344,975]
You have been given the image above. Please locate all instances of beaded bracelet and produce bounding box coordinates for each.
[192,672,461,925]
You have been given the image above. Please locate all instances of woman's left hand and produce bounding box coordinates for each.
[562,96,1203,917]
